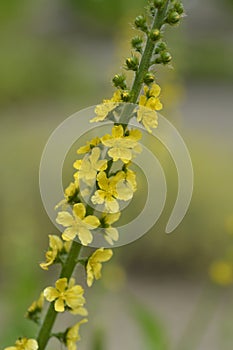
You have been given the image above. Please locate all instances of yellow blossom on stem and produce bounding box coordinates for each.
[91,171,119,213]
[102,212,121,245]
[44,278,87,314]
[101,125,142,163]
[66,319,88,350]
[90,90,122,123]
[77,137,101,154]
[55,181,79,210]
[137,83,163,133]
[40,235,70,270]
[86,248,113,287]
[115,168,137,201]
[56,203,100,246]
[73,147,107,185]
[26,292,44,322]
[209,260,233,286]
[4,338,38,350]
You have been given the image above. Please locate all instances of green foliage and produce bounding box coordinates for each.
[130,299,169,350]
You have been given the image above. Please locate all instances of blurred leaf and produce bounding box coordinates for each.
[91,328,106,350]
[130,299,169,350]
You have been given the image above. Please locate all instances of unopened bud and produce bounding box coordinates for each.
[144,72,155,84]
[154,0,164,9]
[160,51,172,64]
[166,11,180,25]
[112,74,127,89]
[125,56,139,71]
[150,29,160,41]
[134,15,148,32]
[131,36,143,53]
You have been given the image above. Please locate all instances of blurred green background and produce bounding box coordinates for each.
[1,0,233,349]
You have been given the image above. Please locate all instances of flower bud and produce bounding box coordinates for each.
[160,51,172,64]
[112,74,127,89]
[166,11,180,25]
[134,15,148,32]
[174,2,184,15]
[154,0,164,8]
[154,42,167,54]
[150,29,160,41]
[125,56,139,71]
[131,36,143,53]
[144,72,155,84]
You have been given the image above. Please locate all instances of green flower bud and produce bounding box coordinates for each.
[155,57,162,64]
[144,72,155,84]
[131,36,143,53]
[125,56,139,71]
[121,90,131,102]
[134,15,148,32]
[150,29,160,41]
[166,11,180,25]
[112,74,127,89]
[174,2,184,15]
[160,51,172,64]
[153,0,164,8]
[154,41,167,54]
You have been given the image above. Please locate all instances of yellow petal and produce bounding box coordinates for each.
[112,125,124,138]
[56,211,74,227]
[104,212,121,225]
[150,83,161,97]
[26,339,38,350]
[44,287,59,302]
[55,278,68,292]
[55,297,65,312]
[78,227,93,246]
[92,248,113,263]
[62,227,77,241]
[97,171,109,190]
[105,228,119,245]
[73,159,82,170]
[83,215,100,229]
[73,203,86,220]
[49,235,63,251]
[70,306,88,316]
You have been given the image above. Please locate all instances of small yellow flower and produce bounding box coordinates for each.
[91,172,119,213]
[209,260,233,286]
[4,338,38,350]
[55,182,79,210]
[90,90,122,123]
[44,278,86,313]
[66,319,88,350]
[56,203,100,245]
[40,235,69,270]
[26,292,44,322]
[102,212,121,245]
[101,125,142,163]
[86,248,113,287]
[73,147,107,185]
[137,83,162,133]
[115,169,137,201]
[77,137,101,154]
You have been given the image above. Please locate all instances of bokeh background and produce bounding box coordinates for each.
[1,0,233,349]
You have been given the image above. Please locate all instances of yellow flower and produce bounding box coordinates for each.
[91,172,119,213]
[77,137,101,154]
[4,338,38,350]
[73,147,107,185]
[102,212,121,245]
[90,90,122,123]
[209,260,233,286]
[86,248,113,287]
[137,106,158,133]
[40,235,70,270]
[101,125,142,163]
[26,292,44,322]
[55,182,79,210]
[115,169,137,201]
[137,83,162,133]
[56,203,100,245]
[66,319,88,350]
[44,278,86,313]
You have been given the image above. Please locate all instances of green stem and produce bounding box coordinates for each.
[37,241,82,350]
[119,0,170,124]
